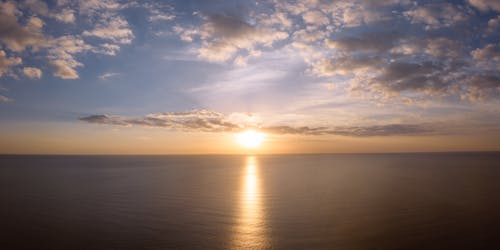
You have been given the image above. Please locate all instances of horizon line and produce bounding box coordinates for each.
[1,151,499,156]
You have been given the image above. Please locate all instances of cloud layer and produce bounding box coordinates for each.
[172,0,499,103]
[80,110,434,137]
[0,0,175,80]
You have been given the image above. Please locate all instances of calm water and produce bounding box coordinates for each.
[1,153,499,249]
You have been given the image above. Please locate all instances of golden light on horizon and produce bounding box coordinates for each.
[235,130,266,149]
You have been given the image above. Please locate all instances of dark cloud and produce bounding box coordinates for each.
[373,60,460,93]
[464,74,500,101]
[263,124,433,137]
[80,110,241,132]
[313,55,383,76]
[326,32,401,52]
[378,61,439,82]
[208,14,256,38]
[80,110,435,137]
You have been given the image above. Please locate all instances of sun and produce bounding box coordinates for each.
[235,130,266,149]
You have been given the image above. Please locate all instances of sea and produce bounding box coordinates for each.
[1,153,499,249]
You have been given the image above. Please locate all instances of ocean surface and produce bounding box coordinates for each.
[1,153,499,249]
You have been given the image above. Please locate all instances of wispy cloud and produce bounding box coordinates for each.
[0,94,13,103]
[80,109,435,137]
[99,72,120,80]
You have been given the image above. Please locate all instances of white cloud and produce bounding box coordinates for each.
[404,3,469,30]
[143,2,175,22]
[50,60,79,79]
[83,16,134,44]
[94,43,121,56]
[77,0,122,16]
[176,14,288,63]
[471,43,500,71]
[302,10,329,26]
[293,28,327,42]
[46,36,94,79]
[0,50,22,76]
[54,8,76,23]
[22,67,42,79]
[23,0,75,23]
[391,37,463,58]
[99,72,119,80]
[257,11,292,29]
[467,0,500,12]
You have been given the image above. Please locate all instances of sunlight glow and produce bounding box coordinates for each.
[235,130,266,149]
[232,156,268,249]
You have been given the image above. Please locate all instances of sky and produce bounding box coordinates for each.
[0,0,499,154]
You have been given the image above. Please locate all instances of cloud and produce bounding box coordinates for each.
[471,43,500,62]
[174,14,288,62]
[463,75,500,101]
[77,0,122,16]
[372,61,450,93]
[0,2,45,52]
[404,3,470,30]
[0,50,22,76]
[487,16,500,34]
[94,43,121,56]
[50,60,79,79]
[99,72,119,80]
[471,43,500,71]
[80,110,241,132]
[169,0,498,105]
[362,0,410,7]
[327,1,393,28]
[22,0,74,23]
[80,109,435,137]
[293,28,327,42]
[0,0,135,80]
[142,2,175,22]
[326,32,400,52]
[262,124,433,137]
[312,55,382,77]
[467,0,500,12]
[83,16,134,44]
[23,0,50,16]
[22,67,42,79]
[46,35,94,79]
[257,11,292,29]
[302,10,329,26]
[0,94,13,102]
[53,8,76,23]
[391,37,464,58]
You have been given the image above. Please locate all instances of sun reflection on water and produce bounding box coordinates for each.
[232,156,268,249]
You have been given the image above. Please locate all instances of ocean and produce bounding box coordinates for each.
[1,153,499,249]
